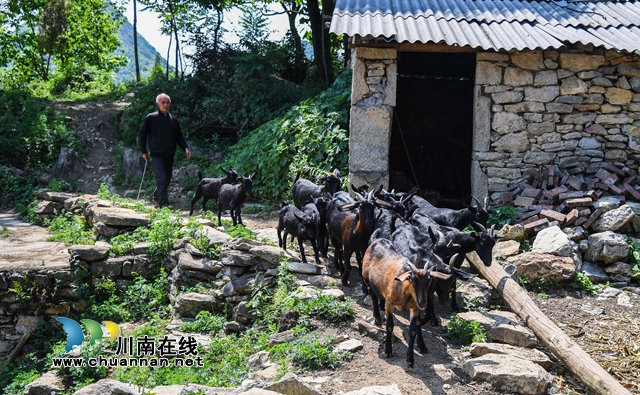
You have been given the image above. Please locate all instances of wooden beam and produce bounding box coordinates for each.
[467,251,632,395]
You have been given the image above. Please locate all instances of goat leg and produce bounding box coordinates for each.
[426,282,441,326]
[217,203,223,227]
[341,248,352,286]
[384,304,395,358]
[309,238,320,264]
[415,314,428,354]
[406,311,419,368]
[450,282,459,312]
[202,197,209,213]
[297,237,307,263]
[370,288,382,326]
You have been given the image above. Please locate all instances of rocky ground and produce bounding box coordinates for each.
[3,99,639,394]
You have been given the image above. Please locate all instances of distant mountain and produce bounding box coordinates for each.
[115,19,165,83]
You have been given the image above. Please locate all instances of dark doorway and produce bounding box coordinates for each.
[390,52,475,206]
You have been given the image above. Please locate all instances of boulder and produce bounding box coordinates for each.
[470,342,553,370]
[89,206,149,227]
[34,200,64,215]
[53,147,83,181]
[222,273,259,296]
[177,252,222,274]
[24,371,64,395]
[285,261,322,275]
[456,278,493,310]
[581,261,609,283]
[249,245,301,265]
[174,293,222,317]
[195,226,231,246]
[507,252,575,282]
[219,248,261,267]
[69,242,110,262]
[593,204,636,232]
[121,146,144,183]
[72,379,139,395]
[263,374,324,395]
[227,237,262,251]
[457,311,538,348]
[246,350,272,372]
[531,226,573,257]
[584,231,629,264]
[333,339,363,353]
[463,354,553,394]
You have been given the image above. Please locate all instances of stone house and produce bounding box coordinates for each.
[329,0,640,205]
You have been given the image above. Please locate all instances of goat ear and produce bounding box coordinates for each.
[294,212,305,223]
[338,202,359,212]
[353,191,365,201]
[428,227,437,243]
[333,169,340,177]
[308,194,316,203]
[395,272,412,282]
[221,167,230,176]
[374,200,392,210]
[373,185,383,197]
[250,171,258,180]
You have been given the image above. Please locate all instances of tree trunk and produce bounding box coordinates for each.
[281,0,303,66]
[133,0,140,82]
[166,34,171,80]
[306,0,333,87]
[466,251,633,395]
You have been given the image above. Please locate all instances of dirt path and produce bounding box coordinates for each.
[0,212,69,271]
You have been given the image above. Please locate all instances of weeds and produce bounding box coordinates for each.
[178,311,226,334]
[487,205,519,229]
[225,225,257,240]
[46,210,94,245]
[1,226,9,237]
[572,272,604,296]
[445,314,488,345]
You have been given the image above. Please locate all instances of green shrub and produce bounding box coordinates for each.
[295,294,355,322]
[626,237,640,280]
[46,211,95,245]
[178,311,226,334]
[572,272,604,296]
[225,225,256,240]
[487,205,519,230]
[224,70,351,202]
[0,166,39,211]
[271,333,350,372]
[445,314,488,344]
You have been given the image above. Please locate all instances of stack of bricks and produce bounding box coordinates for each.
[499,161,640,235]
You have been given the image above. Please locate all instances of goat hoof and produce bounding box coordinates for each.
[385,352,392,358]
[406,362,414,369]
[341,278,349,286]
[418,345,428,353]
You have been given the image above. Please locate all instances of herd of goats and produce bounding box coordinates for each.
[189,167,501,368]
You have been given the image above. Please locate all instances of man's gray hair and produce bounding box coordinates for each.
[155,93,171,103]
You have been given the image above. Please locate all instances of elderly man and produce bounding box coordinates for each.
[139,93,191,208]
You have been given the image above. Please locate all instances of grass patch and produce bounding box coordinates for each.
[572,272,605,296]
[178,311,226,334]
[46,210,94,245]
[445,314,488,345]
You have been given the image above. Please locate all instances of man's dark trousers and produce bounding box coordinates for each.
[151,155,174,208]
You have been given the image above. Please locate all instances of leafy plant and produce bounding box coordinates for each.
[295,294,355,323]
[1,226,9,237]
[178,311,226,334]
[224,70,351,202]
[271,333,350,372]
[225,225,257,240]
[572,272,602,296]
[626,237,640,279]
[46,210,94,245]
[487,205,519,230]
[445,314,488,345]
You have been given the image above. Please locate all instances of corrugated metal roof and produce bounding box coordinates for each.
[330,0,640,51]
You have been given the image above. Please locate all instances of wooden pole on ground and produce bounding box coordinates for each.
[467,251,632,395]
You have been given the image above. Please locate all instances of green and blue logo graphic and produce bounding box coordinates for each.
[56,318,121,353]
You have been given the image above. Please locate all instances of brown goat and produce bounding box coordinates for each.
[362,238,451,368]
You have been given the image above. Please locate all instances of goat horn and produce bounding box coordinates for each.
[484,196,489,210]
[354,191,365,201]
[449,253,459,268]
[446,239,452,247]
[438,230,446,245]
[470,194,481,207]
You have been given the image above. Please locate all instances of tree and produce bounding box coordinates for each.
[306,0,333,87]
[0,0,126,84]
[133,0,140,82]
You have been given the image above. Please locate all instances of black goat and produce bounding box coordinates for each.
[306,194,330,258]
[277,203,319,264]
[326,189,388,288]
[189,168,239,216]
[292,169,342,209]
[406,195,490,230]
[217,171,257,227]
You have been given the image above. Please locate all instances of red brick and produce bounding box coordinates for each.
[606,183,624,195]
[524,218,549,233]
[602,163,625,176]
[521,188,542,199]
[578,208,592,217]
[559,191,585,201]
[540,209,566,224]
[623,183,640,200]
[522,215,541,225]
[574,217,588,226]
[566,198,593,208]
[595,168,619,184]
[568,167,585,175]
[546,186,568,197]
[520,209,542,221]
[585,190,598,200]
[584,209,603,229]
[514,196,536,207]
[566,176,586,191]
[565,209,579,225]
[529,204,554,210]
[500,192,514,204]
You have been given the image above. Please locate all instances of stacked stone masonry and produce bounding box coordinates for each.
[473,48,640,204]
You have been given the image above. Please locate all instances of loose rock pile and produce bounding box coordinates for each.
[501,161,640,235]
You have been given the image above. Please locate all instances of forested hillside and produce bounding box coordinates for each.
[115,19,165,83]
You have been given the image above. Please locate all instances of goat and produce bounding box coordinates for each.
[217,171,257,227]
[326,188,388,289]
[189,168,239,216]
[292,169,342,209]
[277,202,319,264]
[362,237,451,368]
[409,213,496,325]
[306,194,330,258]
[406,195,490,230]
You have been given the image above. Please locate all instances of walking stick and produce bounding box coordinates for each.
[136,158,148,203]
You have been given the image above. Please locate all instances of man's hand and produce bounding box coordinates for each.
[142,153,149,161]
[185,148,191,160]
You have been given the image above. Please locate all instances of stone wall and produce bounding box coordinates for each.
[473,48,640,203]
[349,47,397,191]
